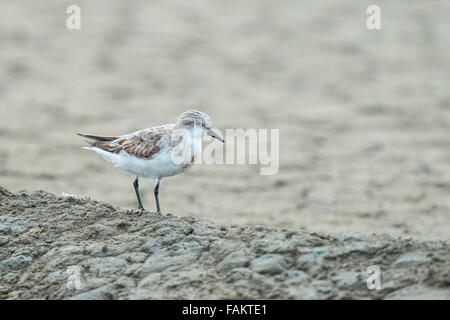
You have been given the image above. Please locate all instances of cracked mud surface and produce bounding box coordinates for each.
[1,187,448,299]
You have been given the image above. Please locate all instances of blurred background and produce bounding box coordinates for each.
[0,0,449,239]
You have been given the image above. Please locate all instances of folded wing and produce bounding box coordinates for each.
[77,128,166,159]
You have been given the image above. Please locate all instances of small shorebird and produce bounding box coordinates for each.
[77,110,224,214]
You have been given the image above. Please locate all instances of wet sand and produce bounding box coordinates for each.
[0,0,449,239]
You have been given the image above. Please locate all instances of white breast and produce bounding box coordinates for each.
[89,146,194,180]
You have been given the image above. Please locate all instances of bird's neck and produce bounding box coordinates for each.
[186,127,203,158]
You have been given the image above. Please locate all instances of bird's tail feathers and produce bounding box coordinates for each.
[77,133,118,142]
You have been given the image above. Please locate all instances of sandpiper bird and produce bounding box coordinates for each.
[77,110,224,214]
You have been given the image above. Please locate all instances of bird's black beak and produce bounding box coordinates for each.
[207,129,225,143]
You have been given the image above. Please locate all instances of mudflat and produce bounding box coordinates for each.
[0,1,449,239]
[1,188,448,299]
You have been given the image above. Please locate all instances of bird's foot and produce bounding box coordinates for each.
[138,208,146,216]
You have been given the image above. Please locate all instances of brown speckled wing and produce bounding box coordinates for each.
[78,126,173,159]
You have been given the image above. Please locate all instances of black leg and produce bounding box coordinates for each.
[154,178,161,214]
[133,177,145,215]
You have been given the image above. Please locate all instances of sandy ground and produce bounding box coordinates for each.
[1,188,449,300]
[0,0,449,239]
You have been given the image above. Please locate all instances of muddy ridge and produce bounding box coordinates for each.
[0,187,448,299]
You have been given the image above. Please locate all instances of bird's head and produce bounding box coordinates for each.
[176,110,224,142]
